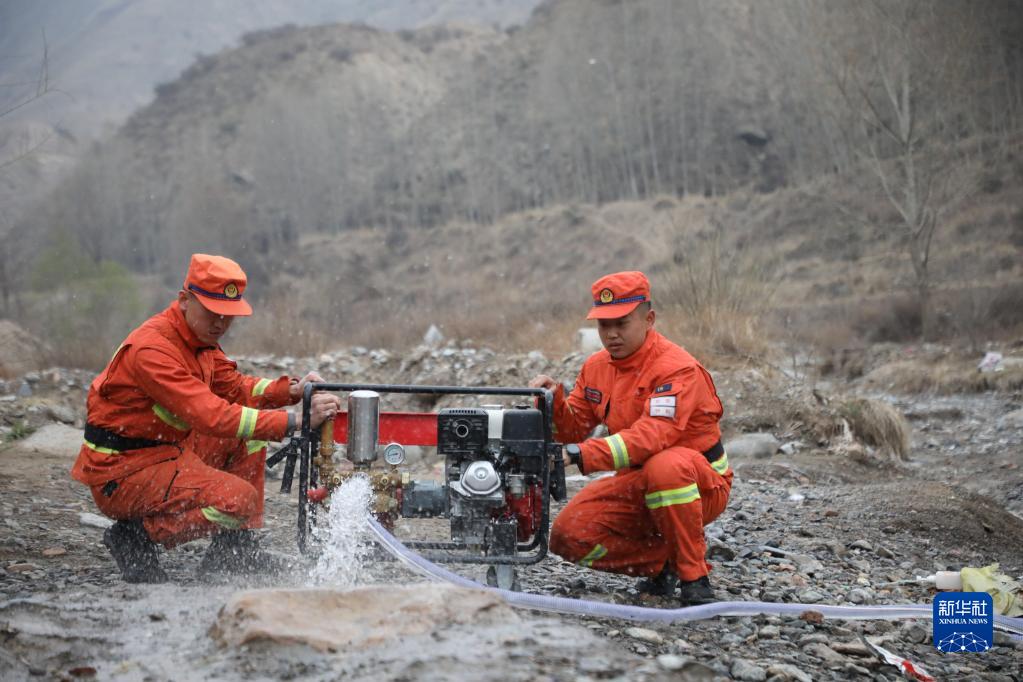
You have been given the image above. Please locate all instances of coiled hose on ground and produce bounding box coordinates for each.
[367,518,1023,637]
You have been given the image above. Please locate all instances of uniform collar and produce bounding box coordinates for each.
[168,301,216,351]
[608,329,659,371]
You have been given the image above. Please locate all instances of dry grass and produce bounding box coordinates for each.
[862,359,1023,395]
[837,398,911,461]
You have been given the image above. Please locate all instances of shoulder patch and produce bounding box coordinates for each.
[584,387,603,404]
[654,383,673,394]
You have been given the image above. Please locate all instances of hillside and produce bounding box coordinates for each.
[5,0,1023,363]
[0,0,541,138]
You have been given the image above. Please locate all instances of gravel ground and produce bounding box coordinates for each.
[1,347,1021,681]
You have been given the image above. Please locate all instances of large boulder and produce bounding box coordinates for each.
[725,432,780,460]
[0,320,46,377]
[210,584,517,652]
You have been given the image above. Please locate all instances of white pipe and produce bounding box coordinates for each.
[367,518,1023,637]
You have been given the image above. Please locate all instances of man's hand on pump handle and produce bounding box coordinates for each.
[528,374,574,469]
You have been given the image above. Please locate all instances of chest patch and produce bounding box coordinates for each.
[650,395,677,418]
[654,383,673,394]
[584,387,603,404]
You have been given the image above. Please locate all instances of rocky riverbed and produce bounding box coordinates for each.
[1,343,1021,680]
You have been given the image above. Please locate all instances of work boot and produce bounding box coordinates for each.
[679,576,716,607]
[635,563,679,597]
[103,518,168,584]
[198,529,290,579]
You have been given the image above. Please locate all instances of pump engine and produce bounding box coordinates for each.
[268,383,565,590]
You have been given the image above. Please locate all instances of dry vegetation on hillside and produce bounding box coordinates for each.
[2,0,1022,368]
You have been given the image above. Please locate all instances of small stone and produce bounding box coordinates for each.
[848,539,873,552]
[656,654,686,671]
[798,590,825,603]
[876,546,895,559]
[758,625,780,638]
[766,663,813,682]
[799,610,824,625]
[803,642,849,664]
[902,622,928,644]
[41,547,66,557]
[6,562,38,573]
[79,513,113,529]
[730,658,767,681]
[831,640,872,657]
[847,588,871,604]
[625,627,664,645]
[824,509,839,517]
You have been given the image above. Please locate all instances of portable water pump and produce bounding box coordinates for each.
[267,383,566,589]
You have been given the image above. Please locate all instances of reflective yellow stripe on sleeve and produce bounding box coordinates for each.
[251,378,272,397]
[645,484,700,510]
[201,506,244,529]
[152,404,190,431]
[710,452,729,475]
[236,406,258,439]
[604,433,630,470]
[578,544,607,567]
[246,440,267,455]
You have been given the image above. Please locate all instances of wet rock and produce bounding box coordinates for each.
[730,658,767,681]
[211,585,518,652]
[78,512,113,529]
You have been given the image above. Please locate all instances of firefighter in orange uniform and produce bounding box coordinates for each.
[71,254,342,583]
[529,271,731,605]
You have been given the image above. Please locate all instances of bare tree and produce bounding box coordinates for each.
[797,0,987,337]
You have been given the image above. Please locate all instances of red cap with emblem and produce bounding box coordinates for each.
[182,254,252,316]
[586,271,650,320]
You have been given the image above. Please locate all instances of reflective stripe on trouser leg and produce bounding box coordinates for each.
[246,440,267,455]
[201,506,245,530]
[578,543,608,567]
[645,483,700,510]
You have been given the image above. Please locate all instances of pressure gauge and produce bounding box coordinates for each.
[382,442,406,466]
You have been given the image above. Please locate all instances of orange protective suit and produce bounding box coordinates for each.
[549,330,732,582]
[71,302,295,547]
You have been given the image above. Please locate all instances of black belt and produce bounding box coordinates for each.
[84,423,173,452]
[703,441,725,463]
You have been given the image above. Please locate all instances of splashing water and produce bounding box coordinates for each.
[308,474,375,586]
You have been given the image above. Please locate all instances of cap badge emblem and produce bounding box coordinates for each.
[599,288,614,304]
[224,283,239,299]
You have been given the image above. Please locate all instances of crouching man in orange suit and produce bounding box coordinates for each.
[530,271,732,605]
[71,253,341,582]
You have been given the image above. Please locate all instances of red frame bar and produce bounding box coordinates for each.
[331,412,438,446]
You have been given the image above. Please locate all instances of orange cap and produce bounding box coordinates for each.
[183,254,253,316]
[586,271,650,320]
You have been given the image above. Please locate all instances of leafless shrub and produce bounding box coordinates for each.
[659,219,780,360]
